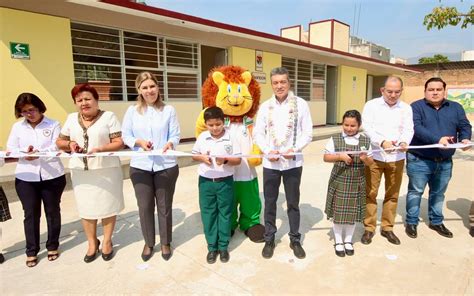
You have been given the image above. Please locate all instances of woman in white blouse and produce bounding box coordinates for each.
[122,72,180,261]
[56,84,124,263]
[7,93,66,267]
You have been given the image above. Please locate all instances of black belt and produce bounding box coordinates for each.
[200,175,233,182]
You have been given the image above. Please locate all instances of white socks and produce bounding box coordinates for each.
[333,223,356,251]
[333,224,344,251]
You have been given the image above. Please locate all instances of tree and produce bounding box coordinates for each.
[423,5,474,30]
[418,54,451,64]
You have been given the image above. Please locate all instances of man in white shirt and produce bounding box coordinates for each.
[253,67,313,259]
[361,76,414,245]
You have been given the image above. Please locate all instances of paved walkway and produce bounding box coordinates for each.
[1,131,473,295]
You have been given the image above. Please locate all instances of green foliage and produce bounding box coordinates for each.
[418,54,451,64]
[423,5,474,30]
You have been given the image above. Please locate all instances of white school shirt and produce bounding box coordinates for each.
[324,132,373,156]
[362,97,414,162]
[253,92,313,171]
[192,130,241,179]
[6,116,65,182]
[122,105,180,172]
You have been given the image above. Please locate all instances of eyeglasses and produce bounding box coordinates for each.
[20,108,39,116]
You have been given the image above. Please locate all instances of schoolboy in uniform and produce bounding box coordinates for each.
[192,106,242,264]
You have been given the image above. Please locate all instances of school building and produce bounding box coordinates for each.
[0,0,419,146]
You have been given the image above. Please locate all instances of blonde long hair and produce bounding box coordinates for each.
[135,71,163,114]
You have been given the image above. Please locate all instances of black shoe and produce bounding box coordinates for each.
[361,231,375,245]
[405,224,417,238]
[262,241,275,259]
[381,230,401,245]
[470,227,474,237]
[230,229,235,237]
[206,251,218,264]
[334,243,345,257]
[0,253,4,264]
[161,244,172,261]
[141,245,154,262]
[102,250,114,261]
[84,239,100,263]
[219,250,230,263]
[429,223,453,238]
[344,242,354,256]
[289,241,306,259]
[101,241,114,261]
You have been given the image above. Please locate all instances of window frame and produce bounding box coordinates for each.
[71,22,201,102]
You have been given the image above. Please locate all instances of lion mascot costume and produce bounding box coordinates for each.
[196,65,265,242]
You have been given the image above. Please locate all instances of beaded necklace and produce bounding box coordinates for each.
[268,94,298,147]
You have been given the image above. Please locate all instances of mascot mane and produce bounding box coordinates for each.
[201,65,261,122]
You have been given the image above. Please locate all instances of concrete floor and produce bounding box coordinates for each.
[1,137,473,295]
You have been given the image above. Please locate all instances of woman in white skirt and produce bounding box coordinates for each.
[56,84,124,263]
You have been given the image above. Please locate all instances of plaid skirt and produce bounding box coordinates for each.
[324,133,368,224]
[0,186,12,222]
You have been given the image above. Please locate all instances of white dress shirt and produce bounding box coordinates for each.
[122,105,180,172]
[362,96,414,162]
[7,116,65,182]
[253,92,313,171]
[192,130,241,179]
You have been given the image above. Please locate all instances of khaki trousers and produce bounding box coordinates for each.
[364,159,405,232]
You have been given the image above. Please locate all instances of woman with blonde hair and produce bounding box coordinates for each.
[122,71,180,261]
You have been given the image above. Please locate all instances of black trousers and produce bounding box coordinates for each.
[263,167,302,243]
[15,175,66,256]
[130,165,179,247]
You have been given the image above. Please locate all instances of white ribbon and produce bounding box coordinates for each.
[0,142,472,159]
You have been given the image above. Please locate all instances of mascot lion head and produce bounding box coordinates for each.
[201,65,261,122]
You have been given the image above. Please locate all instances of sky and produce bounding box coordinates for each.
[144,0,473,62]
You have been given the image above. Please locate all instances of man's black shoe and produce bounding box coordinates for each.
[206,251,218,264]
[470,227,474,237]
[262,241,275,259]
[405,224,417,238]
[289,241,306,259]
[381,230,401,245]
[361,231,375,245]
[219,250,230,263]
[429,223,453,238]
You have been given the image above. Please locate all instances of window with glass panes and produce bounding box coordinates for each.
[282,57,326,101]
[71,23,200,101]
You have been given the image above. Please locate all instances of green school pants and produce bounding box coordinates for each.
[198,176,235,251]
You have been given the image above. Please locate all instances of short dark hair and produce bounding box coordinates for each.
[424,77,446,90]
[342,109,362,126]
[270,67,290,81]
[204,106,224,122]
[14,93,47,119]
[71,83,99,102]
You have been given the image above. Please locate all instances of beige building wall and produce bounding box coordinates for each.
[281,26,301,42]
[308,101,327,125]
[337,65,368,122]
[401,69,474,103]
[228,46,281,101]
[0,8,76,147]
[308,22,332,48]
[333,22,349,52]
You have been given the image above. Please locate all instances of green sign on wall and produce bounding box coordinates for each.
[10,42,30,59]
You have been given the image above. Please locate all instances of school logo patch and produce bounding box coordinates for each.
[224,144,232,154]
[43,129,51,137]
